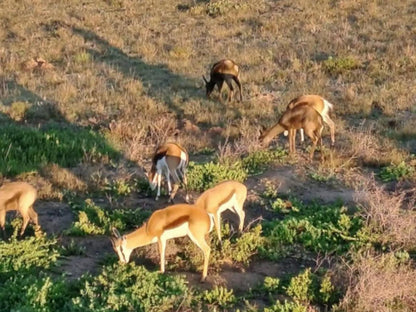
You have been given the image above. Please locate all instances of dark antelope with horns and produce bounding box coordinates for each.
[203,59,242,103]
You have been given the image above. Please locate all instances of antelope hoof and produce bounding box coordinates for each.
[155,196,159,201]
[200,276,207,283]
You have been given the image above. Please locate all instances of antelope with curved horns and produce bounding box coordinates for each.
[145,142,189,203]
[283,95,335,146]
[0,182,40,238]
[111,204,213,282]
[195,180,247,243]
[203,59,242,103]
[260,104,324,160]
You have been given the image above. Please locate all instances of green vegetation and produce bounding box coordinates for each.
[0,123,118,176]
[187,147,286,191]
[379,161,415,182]
[67,198,150,236]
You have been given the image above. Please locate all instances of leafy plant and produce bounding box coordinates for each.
[187,160,247,192]
[323,56,360,75]
[286,268,314,303]
[67,199,150,236]
[379,161,415,182]
[264,300,308,312]
[71,263,191,311]
[261,201,364,259]
[201,286,236,309]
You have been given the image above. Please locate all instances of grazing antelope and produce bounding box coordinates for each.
[283,95,335,146]
[145,143,189,203]
[195,180,247,243]
[111,204,213,282]
[260,104,324,160]
[203,59,242,103]
[0,182,39,238]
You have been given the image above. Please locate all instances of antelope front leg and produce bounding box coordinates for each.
[165,171,172,195]
[158,238,166,273]
[156,173,162,200]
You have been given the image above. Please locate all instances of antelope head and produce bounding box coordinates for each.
[202,75,215,98]
[110,227,133,264]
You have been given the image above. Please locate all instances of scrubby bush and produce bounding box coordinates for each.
[379,161,415,182]
[201,286,236,309]
[67,199,150,236]
[71,263,191,312]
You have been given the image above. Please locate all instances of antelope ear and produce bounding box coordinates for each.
[112,227,121,238]
[202,75,208,84]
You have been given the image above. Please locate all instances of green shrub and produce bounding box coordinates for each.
[264,300,308,312]
[71,263,191,312]
[263,276,281,294]
[187,160,247,192]
[0,123,118,176]
[261,201,364,259]
[323,56,360,75]
[379,161,415,182]
[286,268,314,303]
[0,236,60,274]
[104,178,132,197]
[241,148,286,175]
[67,199,150,236]
[201,286,236,309]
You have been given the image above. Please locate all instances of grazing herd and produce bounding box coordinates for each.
[1,59,337,281]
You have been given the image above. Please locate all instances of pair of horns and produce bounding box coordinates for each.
[112,227,121,238]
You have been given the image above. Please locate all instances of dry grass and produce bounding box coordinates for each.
[356,180,416,250]
[338,251,416,312]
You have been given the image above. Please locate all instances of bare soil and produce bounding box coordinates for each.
[35,166,358,294]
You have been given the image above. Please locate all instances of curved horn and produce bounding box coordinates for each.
[202,75,208,84]
[112,227,121,238]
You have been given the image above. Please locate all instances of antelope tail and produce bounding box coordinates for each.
[260,123,286,146]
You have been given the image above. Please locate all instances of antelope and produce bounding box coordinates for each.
[260,104,324,160]
[195,180,247,243]
[283,95,335,146]
[203,59,242,103]
[0,182,40,238]
[145,142,189,203]
[111,204,213,282]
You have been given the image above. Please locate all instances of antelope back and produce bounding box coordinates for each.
[195,181,247,214]
[287,95,325,114]
[211,59,239,76]
[0,182,37,213]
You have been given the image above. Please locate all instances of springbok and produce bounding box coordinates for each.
[284,95,335,146]
[195,180,247,243]
[203,59,242,103]
[111,204,213,282]
[260,104,324,160]
[0,182,39,238]
[145,142,189,203]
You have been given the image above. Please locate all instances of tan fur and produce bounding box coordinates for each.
[111,204,212,282]
[286,94,335,145]
[260,104,324,160]
[147,142,189,203]
[195,180,247,242]
[0,182,39,238]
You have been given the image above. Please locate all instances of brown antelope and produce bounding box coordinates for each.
[0,182,39,238]
[260,104,324,160]
[195,180,247,243]
[203,59,242,103]
[145,143,189,203]
[111,204,213,282]
[284,95,335,146]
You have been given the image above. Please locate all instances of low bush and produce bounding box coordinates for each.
[379,160,415,182]
[71,263,191,312]
[67,198,150,236]
[261,197,364,259]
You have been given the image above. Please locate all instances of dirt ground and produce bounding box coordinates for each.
[36,165,358,295]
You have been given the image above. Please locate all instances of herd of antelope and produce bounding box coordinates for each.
[1,59,336,282]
